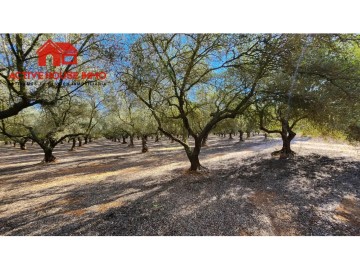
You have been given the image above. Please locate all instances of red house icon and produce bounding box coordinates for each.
[37,39,78,67]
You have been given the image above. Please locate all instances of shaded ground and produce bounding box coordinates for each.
[0,135,359,235]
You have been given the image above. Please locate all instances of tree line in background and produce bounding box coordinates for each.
[1,34,359,170]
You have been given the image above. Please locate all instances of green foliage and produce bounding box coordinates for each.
[102,89,157,139]
[1,34,360,162]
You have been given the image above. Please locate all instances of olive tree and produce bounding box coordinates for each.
[121,34,285,171]
[0,34,103,120]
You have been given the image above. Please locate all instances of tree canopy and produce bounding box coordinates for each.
[1,33,359,169]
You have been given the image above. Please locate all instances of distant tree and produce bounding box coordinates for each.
[104,89,157,152]
[23,95,91,162]
[0,108,37,149]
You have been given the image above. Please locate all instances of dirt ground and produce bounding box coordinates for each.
[0,135,359,236]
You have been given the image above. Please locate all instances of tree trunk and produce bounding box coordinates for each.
[44,148,56,163]
[271,120,296,158]
[186,138,204,171]
[13,141,16,147]
[70,138,76,151]
[155,134,159,142]
[201,133,208,147]
[229,133,233,139]
[84,136,88,144]
[279,131,296,157]
[246,132,250,139]
[189,153,201,171]
[239,130,244,142]
[128,135,134,147]
[182,128,188,144]
[20,141,27,150]
[89,136,92,143]
[141,135,148,153]
[78,137,82,147]
[122,135,127,144]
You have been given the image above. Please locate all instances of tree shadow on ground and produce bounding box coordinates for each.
[0,136,275,188]
[1,153,359,236]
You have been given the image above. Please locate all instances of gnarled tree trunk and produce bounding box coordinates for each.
[128,135,134,147]
[78,137,82,147]
[69,138,76,151]
[188,153,201,171]
[186,138,204,171]
[239,130,244,142]
[141,135,148,153]
[44,148,56,163]
[271,119,296,158]
[201,133,208,147]
[19,141,27,150]
[279,130,296,157]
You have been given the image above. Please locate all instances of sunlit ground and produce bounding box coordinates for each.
[0,135,359,235]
